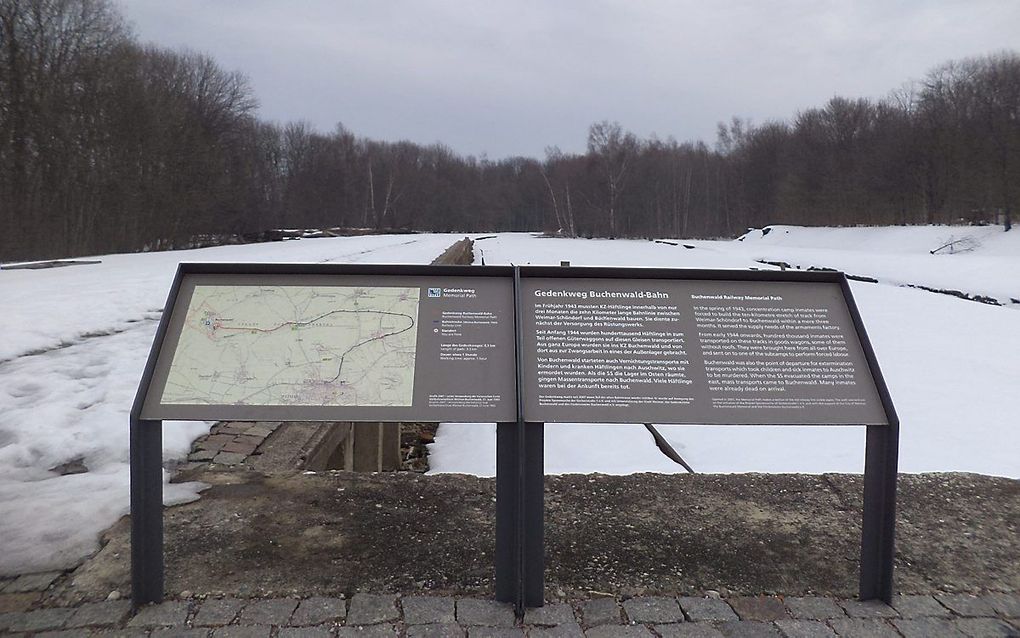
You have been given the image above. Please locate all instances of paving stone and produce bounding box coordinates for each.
[198,434,234,451]
[524,602,575,626]
[188,449,217,462]
[238,433,265,446]
[192,598,246,626]
[238,597,298,625]
[936,593,1000,617]
[623,596,684,624]
[892,617,967,638]
[464,628,524,638]
[0,592,42,613]
[581,598,621,627]
[0,611,15,632]
[3,571,62,593]
[33,630,93,638]
[457,599,515,627]
[827,618,899,637]
[527,621,584,637]
[212,627,272,638]
[784,598,845,621]
[66,600,132,628]
[336,625,401,637]
[347,593,398,625]
[584,626,653,637]
[221,440,258,455]
[244,424,278,437]
[292,596,347,625]
[403,596,457,625]
[277,626,337,638]
[216,423,251,435]
[836,600,897,619]
[986,593,1020,618]
[466,628,524,638]
[729,597,788,622]
[212,451,249,465]
[5,607,75,632]
[405,623,466,637]
[773,619,836,637]
[889,594,952,618]
[716,621,782,637]
[148,628,212,637]
[128,601,191,628]
[89,629,151,637]
[679,598,739,623]
[656,623,727,637]
[954,617,1020,637]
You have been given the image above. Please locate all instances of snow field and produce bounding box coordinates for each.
[1,226,1017,576]
[1,233,465,363]
[731,224,1020,306]
[0,233,462,575]
[428,230,1020,477]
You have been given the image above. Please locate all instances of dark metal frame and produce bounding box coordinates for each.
[130,262,899,610]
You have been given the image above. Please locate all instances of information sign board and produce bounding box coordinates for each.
[139,268,517,422]
[519,271,889,425]
[130,262,898,609]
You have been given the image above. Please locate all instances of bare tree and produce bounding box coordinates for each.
[2,14,1018,263]
[587,120,637,238]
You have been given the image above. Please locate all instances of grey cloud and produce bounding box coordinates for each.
[121,0,1020,158]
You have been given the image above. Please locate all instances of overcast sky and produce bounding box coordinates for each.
[121,0,1019,159]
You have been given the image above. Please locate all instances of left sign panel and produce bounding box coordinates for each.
[140,271,517,422]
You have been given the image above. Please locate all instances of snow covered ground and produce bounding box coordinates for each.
[0,233,463,575]
[436,227,1019,477]
[1,225,1017,575]
[731,224,1019,306]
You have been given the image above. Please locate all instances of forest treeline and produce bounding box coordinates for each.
[1,0,1017,261]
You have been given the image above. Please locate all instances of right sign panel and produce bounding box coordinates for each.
[520,274,889,425]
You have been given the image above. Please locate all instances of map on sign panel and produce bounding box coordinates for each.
[161,285,420,407]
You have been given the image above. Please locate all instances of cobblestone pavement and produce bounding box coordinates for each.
[1,591,1018,637]
[181,421,282,469]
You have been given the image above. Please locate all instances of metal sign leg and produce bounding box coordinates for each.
[495,421,545,613]
[521,421,545,608]
[495,421,519,605]
[130,417,164,606]
[859,422,899,602]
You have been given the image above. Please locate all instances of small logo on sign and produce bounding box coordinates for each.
[428,288,442,298]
